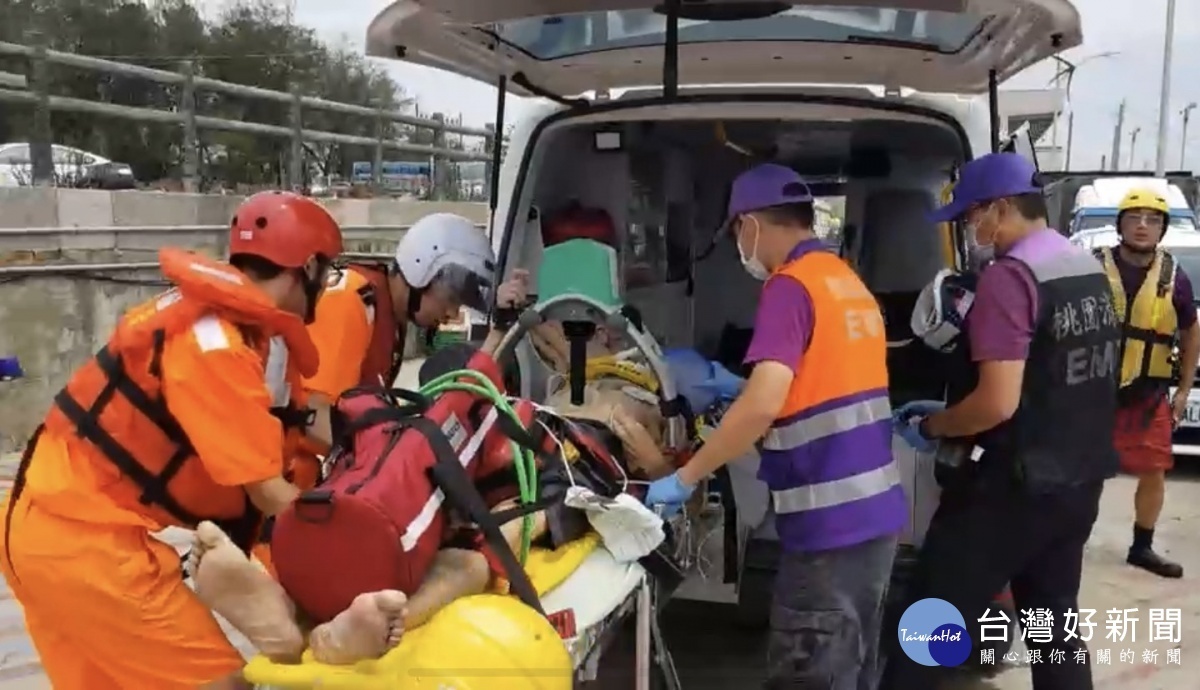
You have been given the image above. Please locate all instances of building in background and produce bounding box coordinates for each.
[999,87,1066,171]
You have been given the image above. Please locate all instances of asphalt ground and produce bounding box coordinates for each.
[2,459,1200,689]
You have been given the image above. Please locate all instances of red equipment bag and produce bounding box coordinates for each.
[270,351,546,624]
[542,201,617,248]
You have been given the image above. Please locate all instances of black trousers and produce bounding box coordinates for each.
[882,479,1104,690]
[766,534,898,690]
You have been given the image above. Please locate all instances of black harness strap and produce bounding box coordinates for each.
[54,341,205,526]
[410,416,546,616]
[3,424,44,584]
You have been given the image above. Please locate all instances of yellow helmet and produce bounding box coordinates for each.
[1118,189,1170,216]
[400,594,573,690]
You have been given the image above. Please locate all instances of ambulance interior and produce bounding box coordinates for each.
[500,105,966,614]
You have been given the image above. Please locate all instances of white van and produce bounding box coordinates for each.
[366,0,1081,614]
[1071,177,1199,235]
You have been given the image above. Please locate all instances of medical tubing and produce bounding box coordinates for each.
[416,369,539,560]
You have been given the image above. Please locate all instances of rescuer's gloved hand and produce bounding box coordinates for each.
[895,417,938,453]
[699,361,746,402]
[643,471,696,517]
[893,399,946,424]
[892,400,944,453]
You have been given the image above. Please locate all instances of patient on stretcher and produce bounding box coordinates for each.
[187,342,671,668]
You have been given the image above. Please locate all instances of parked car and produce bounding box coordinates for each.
[0,142,135,188]
[75,160,137,190]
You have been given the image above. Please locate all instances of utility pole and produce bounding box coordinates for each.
[1110,99,1126,171]
[1153,0,1177,175]
[1129,127,1142,171]
[1065,111,1075,171]
[1101,154,1108,170]
[1181,103,1197,170]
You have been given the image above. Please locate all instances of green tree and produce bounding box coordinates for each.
[0,0,410,188]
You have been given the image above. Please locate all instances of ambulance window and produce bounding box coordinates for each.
[814,196,845,253]
[492,6,986,60]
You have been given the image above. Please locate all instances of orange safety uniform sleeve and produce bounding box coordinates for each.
[0,500,245,689]
[160,316,286,486]
[304,271,373,400]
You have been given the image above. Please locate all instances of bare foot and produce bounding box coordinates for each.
[309,590,409,665]
[191,521,304,663]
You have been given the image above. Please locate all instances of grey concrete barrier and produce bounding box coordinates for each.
[0,192,487,453]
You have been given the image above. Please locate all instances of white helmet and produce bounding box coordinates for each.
[911,269,976,352]
[394,213,496,312]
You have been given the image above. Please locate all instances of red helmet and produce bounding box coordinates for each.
[228,191,343,268]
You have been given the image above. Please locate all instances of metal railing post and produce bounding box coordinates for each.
[179,60,200,193]
[24,31,53,187]
[431,112,448,200]
[288,83,303,192]
[483,123,496,203]
[372,109,385,196]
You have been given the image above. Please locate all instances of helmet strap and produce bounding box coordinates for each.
[300,271,322,323]
[407,286,425,321]
[298,257,331,324]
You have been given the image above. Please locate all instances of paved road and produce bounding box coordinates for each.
[4,460,1200,689]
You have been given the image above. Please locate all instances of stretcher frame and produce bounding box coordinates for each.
[564,574,681,689]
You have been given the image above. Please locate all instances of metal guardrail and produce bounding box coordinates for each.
[0,223,486,276]
[0,36,498,194]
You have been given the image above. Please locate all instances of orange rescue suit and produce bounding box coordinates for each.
[290,263,404,488]
[0,248,315,690]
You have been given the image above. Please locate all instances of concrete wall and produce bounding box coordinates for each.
[0,188,489,453]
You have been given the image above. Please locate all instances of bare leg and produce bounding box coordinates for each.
[398,507,549,632]
[402,548,491,630]
[309,591,409,664]
[190,521,305,662]
[1129,470,1183,577]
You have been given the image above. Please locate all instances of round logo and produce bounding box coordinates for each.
[896,598,972,667]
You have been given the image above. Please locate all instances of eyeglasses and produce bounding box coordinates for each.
[1122,212,1165,227]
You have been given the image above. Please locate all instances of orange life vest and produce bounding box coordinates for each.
[348,263,405,388]
[37,248,316,544]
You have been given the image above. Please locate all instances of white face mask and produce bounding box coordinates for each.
[737,216,771,281]
[966,224,995,268]
[966,206,997,269]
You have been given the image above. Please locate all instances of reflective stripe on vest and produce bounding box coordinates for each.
[772,460,901,514]
[1095,247,1177,386]
[760,251,898,518]
[763,395,892,451]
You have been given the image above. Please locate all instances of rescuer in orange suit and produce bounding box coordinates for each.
[0,191,343,690]
[278,212,529,490]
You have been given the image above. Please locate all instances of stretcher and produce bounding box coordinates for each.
[244,531,680,689]
[245,250,691,689]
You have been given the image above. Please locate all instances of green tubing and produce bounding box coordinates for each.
[416,369,538,561]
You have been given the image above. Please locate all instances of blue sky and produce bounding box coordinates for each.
[226,0,1199,171]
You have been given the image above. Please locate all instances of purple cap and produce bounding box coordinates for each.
[930,153,1043,223]
[725,164,813,226]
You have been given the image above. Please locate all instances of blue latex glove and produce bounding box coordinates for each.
[892,400,946,453]
[892,400,946,424]
[698,361,746,401]
[643,471,696,517]
[664,347,748,413]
